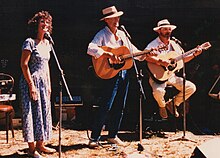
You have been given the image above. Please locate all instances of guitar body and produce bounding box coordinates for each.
[147,51,184,83]
[147,41,211,83]
[92,46,133,79]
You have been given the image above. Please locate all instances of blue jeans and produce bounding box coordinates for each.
[91,71,129,141]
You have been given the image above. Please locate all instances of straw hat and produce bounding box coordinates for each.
[153,19,176,31]
[100,6,123,21]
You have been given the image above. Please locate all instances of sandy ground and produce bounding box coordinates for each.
[0,126,220,158]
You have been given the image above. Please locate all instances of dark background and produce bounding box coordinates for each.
[0,0,220,133]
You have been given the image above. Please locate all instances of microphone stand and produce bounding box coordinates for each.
[121,26,146,152]
[180,44,187,138]
[208,74,220,98]
[50,44,73,158]
[172,41,196,143]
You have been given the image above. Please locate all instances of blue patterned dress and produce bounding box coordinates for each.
[19,38,52,142]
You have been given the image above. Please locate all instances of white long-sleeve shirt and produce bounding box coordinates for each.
[87,26,141,59]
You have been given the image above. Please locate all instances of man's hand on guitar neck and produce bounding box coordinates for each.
[103,51,122,64]
[193,45,203,57]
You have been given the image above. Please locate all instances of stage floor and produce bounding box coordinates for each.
[0,128,219,158]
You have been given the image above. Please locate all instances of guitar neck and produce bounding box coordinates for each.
[122,49,151,60]
[175,47,198,61]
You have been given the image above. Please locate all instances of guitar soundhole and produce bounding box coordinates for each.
[168,59,177,71]
[168,65,175,71]
[112,63,125,70]
[118,55,124,62]
[168,63,177,71]
[108,59,125,70]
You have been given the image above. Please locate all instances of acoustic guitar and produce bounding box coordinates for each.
[147,42,211,83]
[92,45,166,79]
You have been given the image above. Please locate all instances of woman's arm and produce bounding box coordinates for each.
[20,50,38,101]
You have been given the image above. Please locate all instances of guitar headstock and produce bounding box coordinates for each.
[200,42,212,50]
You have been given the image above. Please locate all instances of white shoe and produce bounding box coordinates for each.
[107,136,126,146]
[88,140,99,148]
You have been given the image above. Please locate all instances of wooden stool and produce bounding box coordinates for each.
[0,105,15,143]
[165,85,179,132]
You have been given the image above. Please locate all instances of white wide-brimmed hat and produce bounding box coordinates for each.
[100,6,123,21]
[153,19,176,31]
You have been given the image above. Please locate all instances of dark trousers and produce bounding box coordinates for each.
[91,73,129,141]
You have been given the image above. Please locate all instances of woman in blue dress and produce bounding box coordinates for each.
[20,11,56,158]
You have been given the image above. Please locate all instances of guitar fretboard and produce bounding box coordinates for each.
[175,42,211,61]
[175,48,198,61]
[122,49,151,60]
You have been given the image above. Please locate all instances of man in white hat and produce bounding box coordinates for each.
[144,19,203,119]
[87,6,144,148]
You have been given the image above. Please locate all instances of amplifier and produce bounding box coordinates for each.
[54,96,83,107]
[54,96,82,121]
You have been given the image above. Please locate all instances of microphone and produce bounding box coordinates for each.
[120,25,131,39]
[44,32,54,45]
[171,36,182,46]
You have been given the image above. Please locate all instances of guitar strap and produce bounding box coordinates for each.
[119,30,135,52]
[117,31,127,78]
[119,33,126,47]
[170,40,183,55]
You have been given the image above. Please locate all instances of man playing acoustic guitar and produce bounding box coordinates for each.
[87,6,146,148]
[144,19,207,119]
